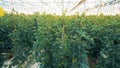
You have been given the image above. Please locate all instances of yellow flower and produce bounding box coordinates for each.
[72,58,77,63]
[0,7,4,17]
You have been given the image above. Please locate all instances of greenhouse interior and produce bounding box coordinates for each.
[0,0,120,68]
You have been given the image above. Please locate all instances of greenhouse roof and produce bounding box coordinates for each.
[0,0,120,15]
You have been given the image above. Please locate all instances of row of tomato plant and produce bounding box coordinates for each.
[0,13,120,68]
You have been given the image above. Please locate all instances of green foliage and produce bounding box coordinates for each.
[0,13,120,68]
[9,14,38,66]
[0,14,14,67]
[34,16,89,68]
[85,15,120,68]
[0,13,38,67]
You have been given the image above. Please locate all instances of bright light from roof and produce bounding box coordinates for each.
[0,0,120,15]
